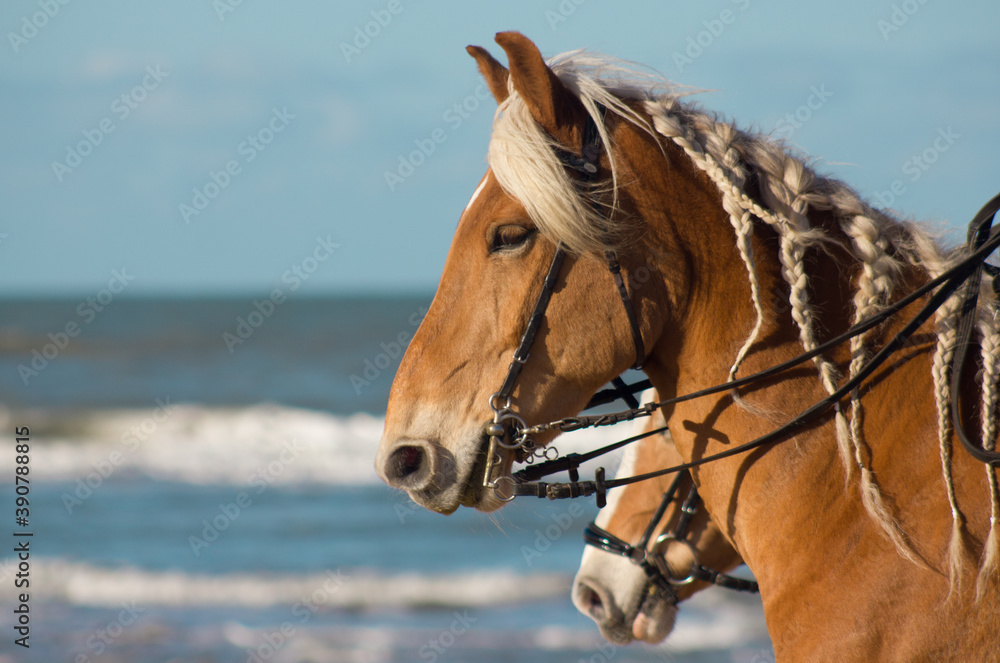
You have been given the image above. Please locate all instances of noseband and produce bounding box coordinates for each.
[583,472,759,605]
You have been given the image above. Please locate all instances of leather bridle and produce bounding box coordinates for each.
[482,108,646,498]
[582,471,759,605]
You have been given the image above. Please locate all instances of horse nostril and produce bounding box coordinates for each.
[390,445,425,480]
[377,440,437,491]
[578,582,606,621]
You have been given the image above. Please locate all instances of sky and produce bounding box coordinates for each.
[0,0,997,296]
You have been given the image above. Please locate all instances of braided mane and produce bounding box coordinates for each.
[486,50,1000,595]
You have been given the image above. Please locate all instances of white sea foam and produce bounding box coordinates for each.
[20,557,573,610]
[219,620,769,661]
[2,403,627,486]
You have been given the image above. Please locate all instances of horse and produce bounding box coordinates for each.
[375,31,1000,659]
[572,391,752,644]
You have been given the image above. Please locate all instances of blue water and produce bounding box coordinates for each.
[0,296,426,412]
[0,297,769,663]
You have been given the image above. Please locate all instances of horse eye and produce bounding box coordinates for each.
[490,225,534,253]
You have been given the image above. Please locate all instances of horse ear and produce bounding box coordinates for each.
[493,31,586,141]
[466,45,509,104]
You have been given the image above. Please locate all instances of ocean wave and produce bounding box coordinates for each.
[20,558,573,610]
[12,558,768,654]
[0,403,629,486]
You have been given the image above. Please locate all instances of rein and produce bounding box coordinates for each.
[505,214,1000,501]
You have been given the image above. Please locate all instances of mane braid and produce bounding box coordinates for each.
[932,293,970,594]
[976,292,1000,600]
[486,50,997,583]
[646,95,924,567]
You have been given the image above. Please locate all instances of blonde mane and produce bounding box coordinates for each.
[486,50,1000,595]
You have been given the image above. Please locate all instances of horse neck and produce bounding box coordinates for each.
[641,206,857,566]
[632,147,996,614]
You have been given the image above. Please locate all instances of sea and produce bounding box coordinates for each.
[0,297,771,663]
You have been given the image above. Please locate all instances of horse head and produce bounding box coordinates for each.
[572,395,747,644]
[376,32,688,514]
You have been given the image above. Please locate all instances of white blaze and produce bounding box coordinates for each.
[464,176,489,213]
